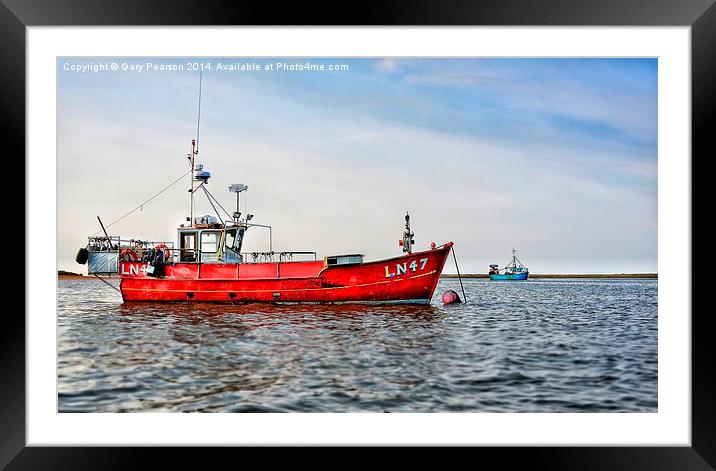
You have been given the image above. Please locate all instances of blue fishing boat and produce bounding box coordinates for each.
[489,248,529,280]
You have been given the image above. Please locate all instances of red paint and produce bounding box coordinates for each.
[120,243,453,304]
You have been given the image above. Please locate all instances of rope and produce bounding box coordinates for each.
[451,245,468,303]
[93,274,121,294]
[92,170,191,235]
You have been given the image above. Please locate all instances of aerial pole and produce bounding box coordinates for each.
[189,140,195,225]
[196,70,202,156]
[189,70,203,225]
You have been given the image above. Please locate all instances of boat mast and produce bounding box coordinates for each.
[190,140,195,225]
[190,71,203,225]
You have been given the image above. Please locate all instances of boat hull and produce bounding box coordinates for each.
[120,243,452,304]
[489,272,529,281]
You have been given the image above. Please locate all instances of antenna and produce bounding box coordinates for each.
[196,70,202,154]
[189,71,203,224]
[229,183,248,222]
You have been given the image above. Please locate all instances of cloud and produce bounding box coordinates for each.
[57,58,657,274]
[374,58,400,73]
[389,59,657,152]
[403,72,485,87]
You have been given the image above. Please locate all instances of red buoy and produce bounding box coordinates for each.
[442,289,462,305]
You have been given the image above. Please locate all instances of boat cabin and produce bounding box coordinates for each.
[178,221,246,263]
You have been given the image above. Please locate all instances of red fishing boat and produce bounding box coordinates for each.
[117,241,452,304]
[75,74,458,304]
[76,136,454,305]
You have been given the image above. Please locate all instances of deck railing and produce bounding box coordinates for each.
[87,236,175,253]
[88,237,316,264]
[169,249,318,264]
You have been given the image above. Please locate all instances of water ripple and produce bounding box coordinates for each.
[58,278,657,412]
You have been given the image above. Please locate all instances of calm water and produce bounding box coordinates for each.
[58,278,657,412]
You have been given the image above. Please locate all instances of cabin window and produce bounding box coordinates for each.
[325,254,364,266]
[200,231,219,254]
[180,232,197,262]
[181,233,196,248]
[224,227,245,252]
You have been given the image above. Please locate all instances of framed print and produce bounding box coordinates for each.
[4,0,715,468]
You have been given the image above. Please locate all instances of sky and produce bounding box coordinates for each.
[57,57,657,274]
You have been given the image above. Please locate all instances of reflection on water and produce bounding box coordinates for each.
[58,278,657,412]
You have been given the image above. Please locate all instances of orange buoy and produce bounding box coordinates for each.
[120,248,139,261]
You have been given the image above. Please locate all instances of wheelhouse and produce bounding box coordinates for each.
[178,220,247,263]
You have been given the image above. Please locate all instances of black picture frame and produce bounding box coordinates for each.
[4,0,714,468]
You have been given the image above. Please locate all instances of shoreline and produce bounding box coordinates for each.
[58,274,120,280]
[441,273,657,279]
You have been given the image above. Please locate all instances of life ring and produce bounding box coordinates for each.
[120,248,139,261]
[154,243,171,261]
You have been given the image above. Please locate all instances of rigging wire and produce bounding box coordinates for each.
[202,185,235,221]
[93,274,121,294]
[92,170,191,235]
[200,185,224,223]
